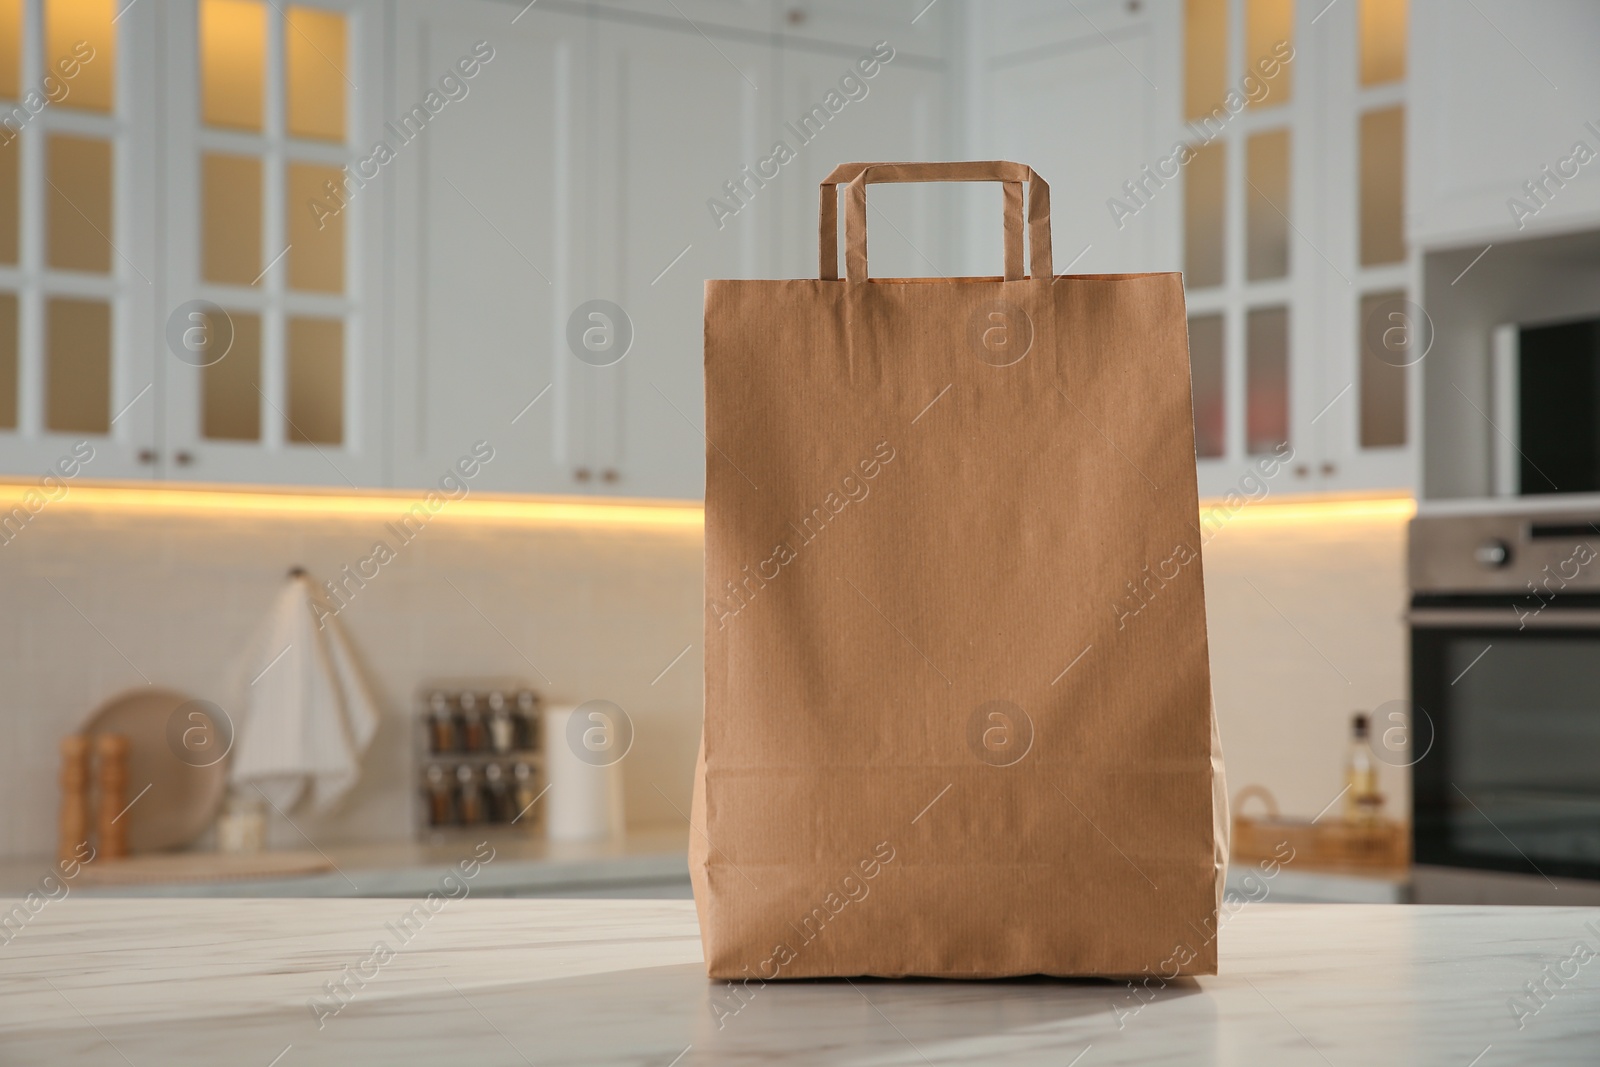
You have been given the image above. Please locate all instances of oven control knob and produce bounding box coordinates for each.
[1474,539,1511,567]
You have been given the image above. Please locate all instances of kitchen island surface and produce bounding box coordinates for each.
[2,900,1596,1065]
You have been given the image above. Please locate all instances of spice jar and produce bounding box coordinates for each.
[515,690,540,751]
[428,691,457,754]
[459,692,486,753]
[425,764,454,827]
[456,763,483,825]
[512,761,539,827]
[487,691,516,754]
[484,762,511,822]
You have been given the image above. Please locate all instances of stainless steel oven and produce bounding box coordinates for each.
[1409,509,1600,904]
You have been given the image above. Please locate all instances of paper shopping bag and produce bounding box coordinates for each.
[691,161,1227,979]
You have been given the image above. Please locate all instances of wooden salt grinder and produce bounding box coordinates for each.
[58,734,91,863]
[94,733,131,859]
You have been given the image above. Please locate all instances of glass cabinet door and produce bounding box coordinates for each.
[0,0,157,480]
[161,0,383,486]
[1180,0,1414,497]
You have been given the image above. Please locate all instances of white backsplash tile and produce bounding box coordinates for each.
[0,499,705,861]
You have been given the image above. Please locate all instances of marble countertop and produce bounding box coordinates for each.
[0,828,691,898]
[3,899,1597,1065]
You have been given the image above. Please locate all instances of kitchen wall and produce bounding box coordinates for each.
[1203,497,1413,825]
[0,483,1410,862]
[0,486,705,861]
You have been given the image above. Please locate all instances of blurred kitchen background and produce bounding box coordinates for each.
[1,0,1597,906]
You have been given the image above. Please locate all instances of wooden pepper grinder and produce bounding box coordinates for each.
[58,735,91,863]
[94,733,131,859]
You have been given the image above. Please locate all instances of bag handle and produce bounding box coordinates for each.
[818,161,1052,282]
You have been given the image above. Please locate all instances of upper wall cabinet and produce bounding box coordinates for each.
[0,0,160,481]
[393,1,947,501]
[0,0,389,488]
[984,0,1175,278]
[165,0,388,487]
[776,0,947,59]
[1410,0,1600,247]
[584,17,774,501]
[777,44,950,282]
[391,0,587,496]
[982,0,1415,499]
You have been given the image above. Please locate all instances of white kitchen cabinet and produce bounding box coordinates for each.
[581,17,775,500]
[776,44,950,281]
[1410,0,1600,247]
[586,0,947,60]
[976,0,1415,500]
[985,1,1176,279]
[391,0,588,495]
[0,3,161,482]
[163,0,389,488]
[777,0,947,61]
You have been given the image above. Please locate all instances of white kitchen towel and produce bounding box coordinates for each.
[229,572,380,815]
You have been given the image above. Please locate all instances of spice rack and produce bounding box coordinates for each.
[415,685,543,841]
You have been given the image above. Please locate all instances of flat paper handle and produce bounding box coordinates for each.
[818,161,1052,282]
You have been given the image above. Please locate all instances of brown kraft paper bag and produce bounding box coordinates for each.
[692,161,1228,979]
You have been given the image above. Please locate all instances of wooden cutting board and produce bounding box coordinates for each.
[81,688,229,853]
[75,851,334,886]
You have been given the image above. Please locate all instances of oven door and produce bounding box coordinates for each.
[1411,594,1600,884]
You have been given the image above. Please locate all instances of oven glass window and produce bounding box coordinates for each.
[1438,633,1600,875]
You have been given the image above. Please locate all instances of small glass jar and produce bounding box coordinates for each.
[217,790,266,853]
[456,763,483,825]
[514,690,540,751]
[488,707,515,755]
[484,762,511,822]
[428,691,457,753]
[512,761,539,828]
[459,692,486,753]
[425,764,454,826]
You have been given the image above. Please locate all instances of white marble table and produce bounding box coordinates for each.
[2,900,1597,1065]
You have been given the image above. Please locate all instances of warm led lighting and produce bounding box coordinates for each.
[0,482,704,529]
[0,483,1408,533]
[1200,493,1414,527]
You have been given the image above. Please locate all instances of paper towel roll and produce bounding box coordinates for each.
[542,704,626,841]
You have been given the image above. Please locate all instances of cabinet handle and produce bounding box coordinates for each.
[574,467,592,482]
[137,449,156,464]
[1294,464,1309,478]
[601,468,619,484]
[175,451,194,466]
[1320,461,1336,476]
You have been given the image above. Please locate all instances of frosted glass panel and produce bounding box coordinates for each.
[1246,0,1292,107]
[287,316,342,444]
[47,0,114,112]
[201,0,267,131]
[47,134,112,273]
[203,154,262,285]
[1360,107,1405,266]
[286,6,346,142]
[1359,290,1407,448]
[47,297,109,434]
[1184,0,1227,122]
[1189,314,1225,459]
[1360,0,1406,86]
[1246,129,1290,281]
[1246,306,1289,455]
[202,311,261,441]
[0,292,14,430]
[287,162,343,292]
[1184,142,1225,289]
[0,0,19,99]
[0,136,15,264]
